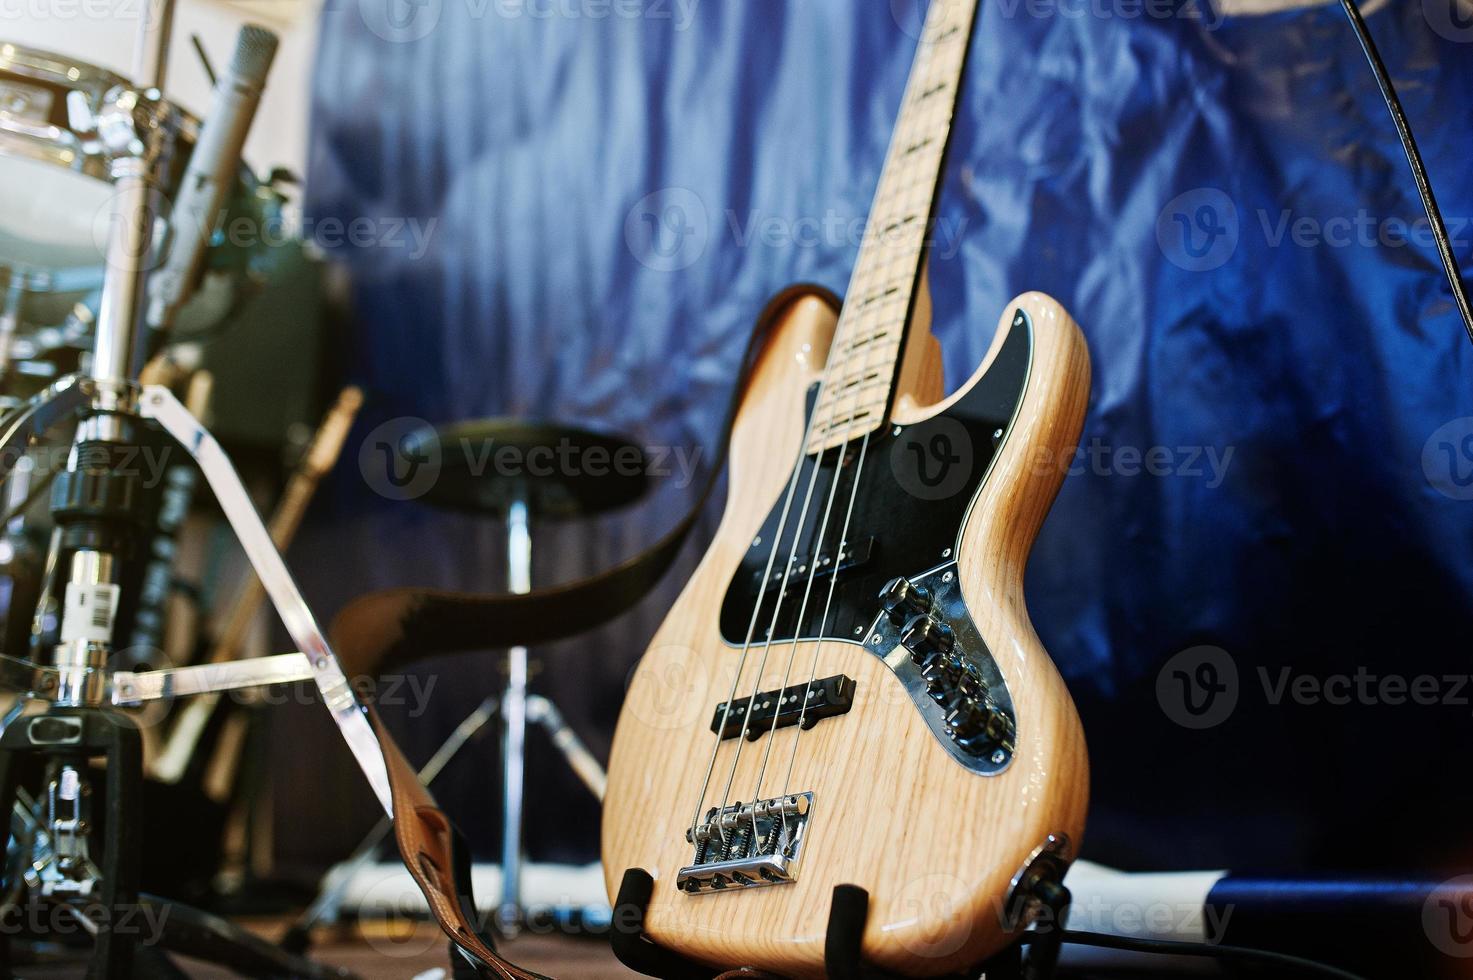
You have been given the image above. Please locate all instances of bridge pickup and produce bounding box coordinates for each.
[749,537,875,595]
[709,675,854,741]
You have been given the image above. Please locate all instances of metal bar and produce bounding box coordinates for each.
[498,497,531,932]
[52,550,115,707]
[137,386,393,814]
[130,0,177,91]
[526,695,606,801]
[92,160,154,392]
[110,653,315,706]
[0,654,59,702]
[0,376,87,487]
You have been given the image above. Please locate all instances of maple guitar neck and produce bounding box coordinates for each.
[807,0,981,455]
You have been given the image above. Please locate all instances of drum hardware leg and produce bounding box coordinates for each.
[497,497,531,938]
[285,687,603,952]
[129,0,176,93]
[0,381,393,972]
[525,695,606,802]
[492,495,610,938]
[0,31,381,965]
[136,895,357,979]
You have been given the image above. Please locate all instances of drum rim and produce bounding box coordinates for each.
[0,41,130,93]
[0,39,201,182]
[0,40,201,125]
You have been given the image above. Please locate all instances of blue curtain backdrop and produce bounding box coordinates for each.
[295,0,1473,872]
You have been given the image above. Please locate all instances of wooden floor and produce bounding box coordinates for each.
[14,922,643,978]
[302,929,639,979]
[185,922,644,979]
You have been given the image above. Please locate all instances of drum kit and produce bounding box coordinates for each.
[0,5,648,976]
[0,6,397,977]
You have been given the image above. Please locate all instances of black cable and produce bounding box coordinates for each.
[1339,0,1473,348]
[191,33,218,87]
[1017,929,1368,980]
[1023,879,1069,980]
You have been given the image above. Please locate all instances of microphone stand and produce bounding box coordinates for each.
[0,15,389,980]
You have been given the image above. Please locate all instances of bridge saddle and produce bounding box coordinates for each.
[677,792,814,895]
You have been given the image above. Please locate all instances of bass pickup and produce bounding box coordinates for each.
[749,537,874,596]
[709,674,854,741]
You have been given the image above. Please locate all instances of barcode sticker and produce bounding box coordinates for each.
[60,583,121,643]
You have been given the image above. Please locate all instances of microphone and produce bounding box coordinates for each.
[146,24,278,335]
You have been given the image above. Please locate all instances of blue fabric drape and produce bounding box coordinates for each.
[301,0,1473,870]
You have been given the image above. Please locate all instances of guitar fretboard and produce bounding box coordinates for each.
[806,0,979,454]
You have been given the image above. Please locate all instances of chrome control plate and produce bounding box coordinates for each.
[864,561,1016,775]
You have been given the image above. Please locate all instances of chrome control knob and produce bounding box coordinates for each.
[901,613,954,664]
[945,697,1016,756]
[880,577,931,626]
[924,652,964,701]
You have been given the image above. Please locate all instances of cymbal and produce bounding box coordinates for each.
[402,418,649,521]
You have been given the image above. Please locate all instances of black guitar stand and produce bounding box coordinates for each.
[607,867,1069,980]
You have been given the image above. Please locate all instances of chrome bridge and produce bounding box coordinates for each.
[677,792,814,895]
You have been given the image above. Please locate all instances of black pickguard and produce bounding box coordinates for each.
[719,311,1033,646]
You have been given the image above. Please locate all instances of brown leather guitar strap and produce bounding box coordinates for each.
[366,706,550,979]
[330,284,841,679]
[338,285,841,979]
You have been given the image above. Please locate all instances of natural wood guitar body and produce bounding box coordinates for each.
[603,285,1091,977]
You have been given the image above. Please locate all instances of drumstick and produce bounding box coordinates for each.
[148,385,364,784]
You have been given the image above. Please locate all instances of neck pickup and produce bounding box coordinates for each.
[748,536,874,597]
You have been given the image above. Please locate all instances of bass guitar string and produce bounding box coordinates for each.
[712,234,913,831]
[737,238,909,828]
[696,0,971,847]
[778,4,975,815]
[728,94,945,822]
[710,421,829,821]
[741,143,945,816]
[685,283,894,846]
[685,371,828,844]
[705,206,917,840]
[778,429,872,807]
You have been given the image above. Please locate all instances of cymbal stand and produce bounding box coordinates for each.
[495,493,608,936]
[286,682,607,947]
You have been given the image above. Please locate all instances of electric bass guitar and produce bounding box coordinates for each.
[603,3,1090,975]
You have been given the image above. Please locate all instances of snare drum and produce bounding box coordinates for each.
[0,42,274,393]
